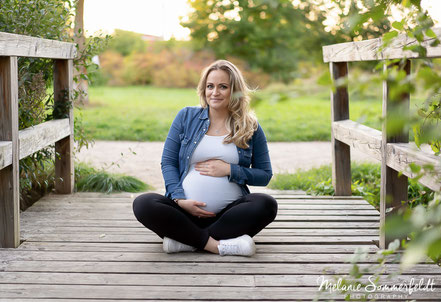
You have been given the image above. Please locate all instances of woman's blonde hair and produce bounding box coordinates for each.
[197,60,257,149]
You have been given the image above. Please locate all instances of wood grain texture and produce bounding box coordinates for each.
[330,62,351,195]
[54,59,74,194]
[0,56,19,248]
[0,32,76,59]
[380,61,410,250]
[332,119,382,161]
[1,192,439,300]
[0,119,70,169]
[323,28,441,62]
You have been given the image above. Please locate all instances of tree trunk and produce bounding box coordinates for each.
[73,0,89,105]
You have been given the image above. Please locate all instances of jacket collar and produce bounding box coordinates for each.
[199,106,209,119]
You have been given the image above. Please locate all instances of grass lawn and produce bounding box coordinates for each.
[78,85,387,142]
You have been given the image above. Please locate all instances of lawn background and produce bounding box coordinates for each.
[78,84,388,142]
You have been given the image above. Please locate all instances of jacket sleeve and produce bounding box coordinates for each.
[228,124,273,186]
[161,108,187,200]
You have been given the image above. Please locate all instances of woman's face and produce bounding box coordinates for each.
[205,69,231,113]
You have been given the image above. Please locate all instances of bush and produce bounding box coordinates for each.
[269,162,434,209]
[75,162,150,193]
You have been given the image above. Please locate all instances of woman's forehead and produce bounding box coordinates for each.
[207,69,230,83]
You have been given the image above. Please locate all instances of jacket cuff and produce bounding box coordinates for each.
[171,189,186,200]
[229,164,245,185]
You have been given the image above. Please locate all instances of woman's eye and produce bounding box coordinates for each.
[221,85,228,89]
[207,84,214,89]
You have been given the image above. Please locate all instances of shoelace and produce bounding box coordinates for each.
[220,243,240,255]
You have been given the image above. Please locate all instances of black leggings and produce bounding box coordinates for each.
[133,193,278,250]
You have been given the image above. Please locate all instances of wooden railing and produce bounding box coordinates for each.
[323,28,441,249]
[0,32,76,248]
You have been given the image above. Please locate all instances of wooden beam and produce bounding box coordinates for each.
[386,143,441,192]
[380,60,411,250]
[332,120,382,161]
[323,28,441,62]
[0,32,76,59]
[0,56,20,248]
[330,62,351,196]
[332,120,441,191]
[0,119,70,170]
[54,60,74,194]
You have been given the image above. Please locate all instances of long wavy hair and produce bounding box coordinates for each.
[197,60,257,149]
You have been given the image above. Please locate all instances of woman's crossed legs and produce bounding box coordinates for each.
[132,192,278,252]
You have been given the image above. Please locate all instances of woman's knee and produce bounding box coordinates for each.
[132,192,163,222]
[250,193,278,220]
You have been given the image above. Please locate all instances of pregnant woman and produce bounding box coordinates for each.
[133,60,277,257]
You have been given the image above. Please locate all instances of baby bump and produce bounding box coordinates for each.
[182,168,243,214]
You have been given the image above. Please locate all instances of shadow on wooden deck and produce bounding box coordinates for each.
[0,192,440,301]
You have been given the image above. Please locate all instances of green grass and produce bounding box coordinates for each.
[269,162,434,209]
[78,85,386,142]
[75,162,151,193]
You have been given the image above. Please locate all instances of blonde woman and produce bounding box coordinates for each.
[133,60,277,256]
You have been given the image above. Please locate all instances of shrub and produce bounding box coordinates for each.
[75,162,150,193]
[269,162,434,209]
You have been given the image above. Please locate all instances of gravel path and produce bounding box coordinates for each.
[76,141,377,191]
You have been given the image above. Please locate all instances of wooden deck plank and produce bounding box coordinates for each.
[0,284,440,300]
[1,192,439,301]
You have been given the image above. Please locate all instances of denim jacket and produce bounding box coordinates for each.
[161,106,272,200]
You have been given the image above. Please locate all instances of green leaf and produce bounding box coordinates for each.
[392,21,404,31]
[426,28,436,38]
[383,31,398,44]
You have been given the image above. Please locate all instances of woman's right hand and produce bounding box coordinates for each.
[176,199,216,218]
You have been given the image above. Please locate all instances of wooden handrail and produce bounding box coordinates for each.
[0,32,76,59]
[323,29,441,250]
[323,28,441,62]
[0,32,75,248]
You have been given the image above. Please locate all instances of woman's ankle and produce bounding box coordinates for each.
[204,236,220,254]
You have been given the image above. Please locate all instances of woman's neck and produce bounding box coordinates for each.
[208,107,229,123]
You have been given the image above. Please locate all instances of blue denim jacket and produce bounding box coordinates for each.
[161,106,272,200]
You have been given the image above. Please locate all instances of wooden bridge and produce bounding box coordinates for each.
[1,31,441,300]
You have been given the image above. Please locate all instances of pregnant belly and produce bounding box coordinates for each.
[182,169,243,214]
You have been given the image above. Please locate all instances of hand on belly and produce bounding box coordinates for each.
[195,159,231,177]
[178,199,216,218]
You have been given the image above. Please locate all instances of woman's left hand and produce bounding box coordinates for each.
[195,159,230,177]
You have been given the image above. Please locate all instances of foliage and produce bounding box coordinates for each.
[75,162,150,193]
[106,29,146,56]
[182,0,333,82]
[269,163,434,209]
[0,0,107,208]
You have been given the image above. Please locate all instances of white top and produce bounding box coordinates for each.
[182,134,243,214]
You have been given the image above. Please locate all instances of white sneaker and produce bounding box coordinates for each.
[163,237,197,254]
[218,234,256,257]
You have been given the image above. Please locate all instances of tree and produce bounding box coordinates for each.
[182,0,332,82]
[74,0,89,105]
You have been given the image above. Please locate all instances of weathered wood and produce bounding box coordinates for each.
[332,119,382,161]
[0,32,76,59]
[1,261,440,275]
[2,192,439,301]
[386,143,441,192]
[0,251,400,263]
[380,60,410,250]
[54,59,74,194]
[330,62,352,195]
[0,56,19,248]
[16,242,380,253]
[0,119,70,169]
[323,28,441,62]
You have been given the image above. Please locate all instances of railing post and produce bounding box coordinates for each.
[0,56,20,248]
[379,60,410,249]
[330,62,351,195]
[54,59,74,194]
